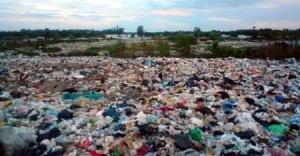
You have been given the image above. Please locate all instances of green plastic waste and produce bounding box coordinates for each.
[82,93,104,100]
[62,93,104,100]
[188,128,202,142]
[112,150,120,156]
[89,118,98,126]
[62,93,80,100]
[267,124,286,136]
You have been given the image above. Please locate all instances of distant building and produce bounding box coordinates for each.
[221,34,230,38]
[237,35,251,40]
[196,37,209,43]
[105,34,132,39]
[36,37,46,42]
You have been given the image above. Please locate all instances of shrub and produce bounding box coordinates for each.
[13,51,40,56]
[63,50,98,56]
[175,34,196,57]
[155,37,170,57]
[41,46,62,53]
[103,41,126,57]
[0,44,9,51]
[85,47,102,53]
[204,43,300,59]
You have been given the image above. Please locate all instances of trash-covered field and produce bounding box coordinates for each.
[0,56,299,156]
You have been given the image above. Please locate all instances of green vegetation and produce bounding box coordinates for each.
[40,46,62,53]
[126,41,154,57]
[56,47,101,56]
[155,37,170,57]
[59,50,98,56]
[85,47,102,53]
[0,44,9,51]
[0,27,124,39]
[102,39,170,57]
[1,27,299,59]
[1,27,300,41]
[103,41,126,57]
[137,25,144,37]
[193,27,202,37]
[13,51,40,56]
[206,45,254,58]
[205,42,300,59]
[207,30,222,40]
[175,34,196,57]
[63,38,99,43]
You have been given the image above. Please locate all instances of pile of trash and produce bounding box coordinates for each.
[0,56,299,156]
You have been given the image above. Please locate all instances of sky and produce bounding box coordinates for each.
[0,0,300,32]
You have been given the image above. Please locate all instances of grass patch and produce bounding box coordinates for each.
[103,41,126,57]
[59,50,98,56]
[40,46,62,53]
[13,51,40,56]
[203,43,300,59]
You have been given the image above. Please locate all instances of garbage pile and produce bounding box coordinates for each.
[0,56,299,156]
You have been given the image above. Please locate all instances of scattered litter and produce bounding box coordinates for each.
[0,56,299,155]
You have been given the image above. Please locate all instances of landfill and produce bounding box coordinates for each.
[0,56,299,156]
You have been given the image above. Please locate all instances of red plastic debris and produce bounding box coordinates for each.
[181,100,187,107]
[87,149,104,156]
[82,138,92,147]
[32,83,40,89]
[158,106,175,112]
[19,72,29,83]
[195,103,204,111]
[76,138,92,148]
[267,148,287,156]
[76,138,105,156]
[135,144,148,156]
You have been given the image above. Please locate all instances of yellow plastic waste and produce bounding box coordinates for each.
[36,95,44,101]
[3,100,12,107]
[0,121,5,128]
[79,98,88,106]
[175,87,185,93]
[163,97,173,105]
[144,98,150,105]
[206,149,213,156]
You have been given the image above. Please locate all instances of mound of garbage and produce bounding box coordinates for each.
[0,56,299,156]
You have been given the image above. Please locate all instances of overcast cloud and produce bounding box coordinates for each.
[0,0,299,31]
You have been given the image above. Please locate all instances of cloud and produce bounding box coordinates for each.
[150,18,191,31]
[0,0,299,31]
[0,0,144,30]
[151,10,191,16]
[253,20,300,29]
[223,20,300,30]
[209,17,240,23]
[149,0,261,9]
[207,0,260,7]
[255,0,300,9]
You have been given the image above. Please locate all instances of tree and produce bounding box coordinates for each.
[258,28,276,40]
[207,30,222,40]
[229,31,238,38]
[115,26,124,35]
[44,28,52,40]
[250,26,259,39]
[118,28,124,35]
[194,27,201,37]
[137,25,144,37]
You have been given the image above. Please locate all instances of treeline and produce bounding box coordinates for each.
[1,27,300,41]
[157,28,300,41]
[205,42,300,59]
[0,26,124,39]
[223,28,300,40]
